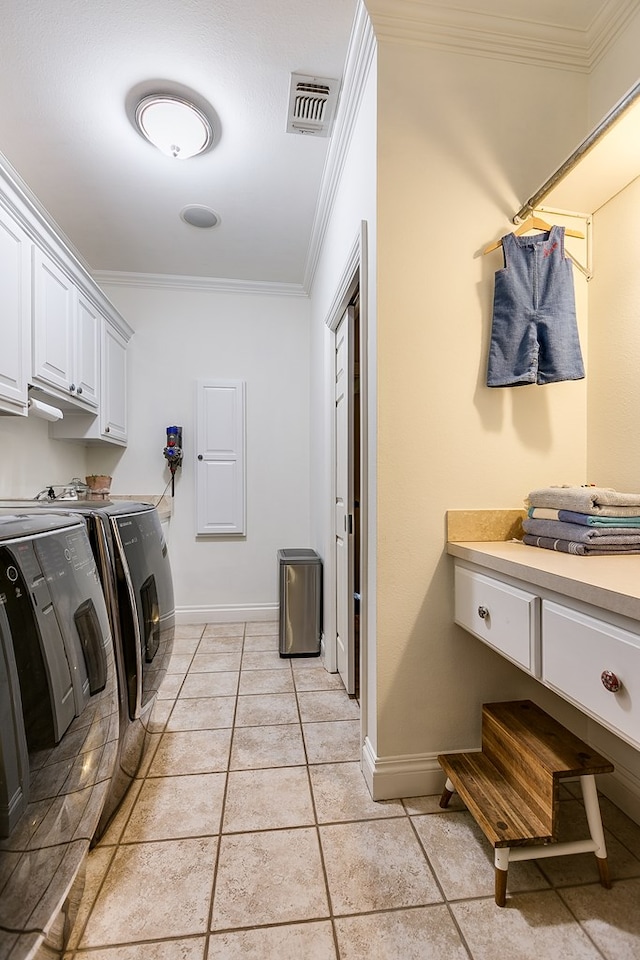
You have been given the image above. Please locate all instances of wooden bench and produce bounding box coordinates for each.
[438,699,614,906]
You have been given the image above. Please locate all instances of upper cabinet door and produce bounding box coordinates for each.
[75,292,100,409]
[32,246,75,395]
[0,206,30,414]
[101,319,127,443]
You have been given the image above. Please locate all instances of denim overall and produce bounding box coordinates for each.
[487,225,585,387]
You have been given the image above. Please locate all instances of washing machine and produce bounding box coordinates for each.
[0,511,119,957]
[4,498,176,838]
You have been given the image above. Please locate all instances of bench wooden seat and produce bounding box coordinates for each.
[438,700,614,906]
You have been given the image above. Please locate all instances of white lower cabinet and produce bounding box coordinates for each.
[542,600,640,749]
[453,560,640,752]
[454,565,539,675]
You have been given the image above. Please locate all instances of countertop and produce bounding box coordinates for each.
[447,540,640,624]
[111,495,173,522]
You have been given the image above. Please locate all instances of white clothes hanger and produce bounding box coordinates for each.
[483,214,584,255]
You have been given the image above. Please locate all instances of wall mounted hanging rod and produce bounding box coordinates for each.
[515,79,640,223]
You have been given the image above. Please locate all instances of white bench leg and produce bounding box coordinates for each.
[580,774,611,888]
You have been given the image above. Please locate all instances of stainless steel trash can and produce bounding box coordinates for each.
[278,549,322,657]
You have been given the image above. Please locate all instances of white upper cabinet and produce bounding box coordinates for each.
[101,319,127,443]
[32,247,99,410]
[0,155,133,441]
[75,292,101,408]
[51,316,129,446]
[0,205,30,415]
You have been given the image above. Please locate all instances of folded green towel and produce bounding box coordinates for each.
[527,507,640,527]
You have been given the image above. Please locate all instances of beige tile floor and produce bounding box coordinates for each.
[63,622,640,959]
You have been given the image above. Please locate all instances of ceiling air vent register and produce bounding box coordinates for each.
[286,73,340,138]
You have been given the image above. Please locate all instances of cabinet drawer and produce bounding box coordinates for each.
[542,601,640,750]
[454,565,539,674]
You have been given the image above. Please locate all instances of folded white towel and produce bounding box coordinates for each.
[527,486,640,517]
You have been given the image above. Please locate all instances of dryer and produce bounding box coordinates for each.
[0,512,118,957]
[80,500,175,837]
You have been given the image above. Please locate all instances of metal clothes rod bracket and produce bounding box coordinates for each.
[521,206,593,281]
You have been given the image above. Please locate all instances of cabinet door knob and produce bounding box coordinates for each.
[76,386,83,395]
[69,383,76,392]
[477,605,489,620]
[105,426,111,433]
[197,454,203,460]
[601,670,621,693]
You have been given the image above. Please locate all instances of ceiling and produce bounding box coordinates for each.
[0,0,635,288]
[0,0,356,286]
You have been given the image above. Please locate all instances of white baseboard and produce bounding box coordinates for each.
[599,761,640,827]
[361,738,640,825]
[361,737,445,801]
[176,603,278,624]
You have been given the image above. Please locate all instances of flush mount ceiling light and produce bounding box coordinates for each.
[135,95,213,159]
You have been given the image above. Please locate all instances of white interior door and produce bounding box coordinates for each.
[334,307,355,693]
[195,379,246,535]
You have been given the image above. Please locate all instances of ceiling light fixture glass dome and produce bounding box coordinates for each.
[135,95,213,159]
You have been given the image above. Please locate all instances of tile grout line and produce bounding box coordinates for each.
[550,886,610,960]
[71,622,205,956]
[204,623,245,952]
[291,650,343,959]
[65,622,198,956]
[405,809,476,959]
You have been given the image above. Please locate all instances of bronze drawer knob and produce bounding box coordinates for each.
[601,670,621,693]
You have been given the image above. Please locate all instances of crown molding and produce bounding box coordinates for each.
[365,0,639,73]
[303,0,376,292]
[587,0,640,68]
[91,269,307,298]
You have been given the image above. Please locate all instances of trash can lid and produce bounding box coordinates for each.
[277,548,320,562]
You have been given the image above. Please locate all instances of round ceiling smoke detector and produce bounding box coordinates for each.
[180,205,220,229]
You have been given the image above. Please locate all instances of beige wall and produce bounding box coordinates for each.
[372,40,591,761]
[587,176,640,490]
[0,415,89,497]
[583,161,640,803]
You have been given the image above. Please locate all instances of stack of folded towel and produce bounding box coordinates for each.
[523,486,640,555]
